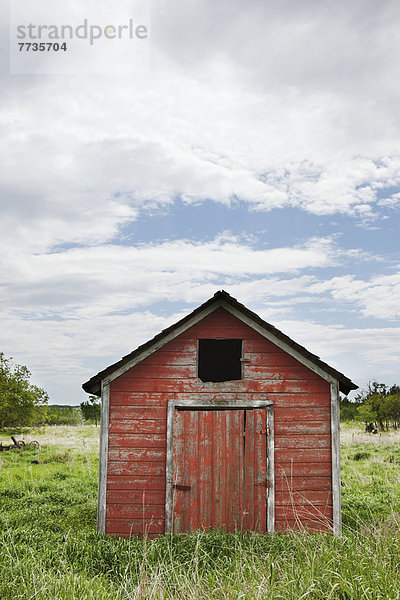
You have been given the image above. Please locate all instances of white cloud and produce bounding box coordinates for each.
[154,0,400,91]
[2,0,400,258]
[378,193,400,209]
[271,318,400,392]
[274,318,400,364]
[0,235,340,316]
[311,271,400,319]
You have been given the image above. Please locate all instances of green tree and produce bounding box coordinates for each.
[365,392,386,429]
[0,352,48,429]
[357,402,378,427]
[381,393,400,430]
[46,405,81,426]
[388,384,400,395]
[340,396,363,421]
[354,381,400,431]
[80,395,101,426]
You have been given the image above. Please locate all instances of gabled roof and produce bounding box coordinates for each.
[82,290,358,396]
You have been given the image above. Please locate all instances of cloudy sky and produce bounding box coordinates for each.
[1,0,399,404]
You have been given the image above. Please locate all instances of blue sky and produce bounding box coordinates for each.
[1,0,399,404]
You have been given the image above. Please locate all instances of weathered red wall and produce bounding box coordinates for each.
[107,307,332,536]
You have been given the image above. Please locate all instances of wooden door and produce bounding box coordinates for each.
[172,408,268,532]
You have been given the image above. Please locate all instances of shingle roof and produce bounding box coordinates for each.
[82,290,358,396]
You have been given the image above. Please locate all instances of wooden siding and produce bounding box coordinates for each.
[106,307,332,536]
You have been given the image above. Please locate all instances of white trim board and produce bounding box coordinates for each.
[97,381,110,533]
[330,381,342,535]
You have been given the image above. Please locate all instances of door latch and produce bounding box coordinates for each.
[255,479,271,488]
[258,427,270,435]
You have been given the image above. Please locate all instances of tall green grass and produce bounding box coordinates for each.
[341,444,400,529]
[0,441,399,599]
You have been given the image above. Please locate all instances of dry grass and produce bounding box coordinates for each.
[0,425,100,451]
[340,423,400,446]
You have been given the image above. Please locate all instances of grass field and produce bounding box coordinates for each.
[0,425,400,599]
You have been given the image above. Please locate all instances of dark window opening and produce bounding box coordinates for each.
[198,339,242,382]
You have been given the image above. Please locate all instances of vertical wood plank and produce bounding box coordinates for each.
[267,407,275,533]
[199,410,213,529]
[186,410,199,531]
[172,410,184,532]
[254,408,267,532]
[226,410,242,531]
[238,409,244,529]
[213,411,225,529]
[165,400,174,532]
[243,409,255,530]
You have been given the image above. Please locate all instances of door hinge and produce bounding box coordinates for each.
[173,484,191,491]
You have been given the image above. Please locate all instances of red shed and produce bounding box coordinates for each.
[83,290,357,537]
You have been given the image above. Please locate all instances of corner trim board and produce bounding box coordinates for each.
[97,381,110,533]
[330,381,341,535]
[165,400,175,533]
[266,407,275,533]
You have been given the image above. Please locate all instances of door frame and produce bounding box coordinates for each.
[165,397,274,533]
